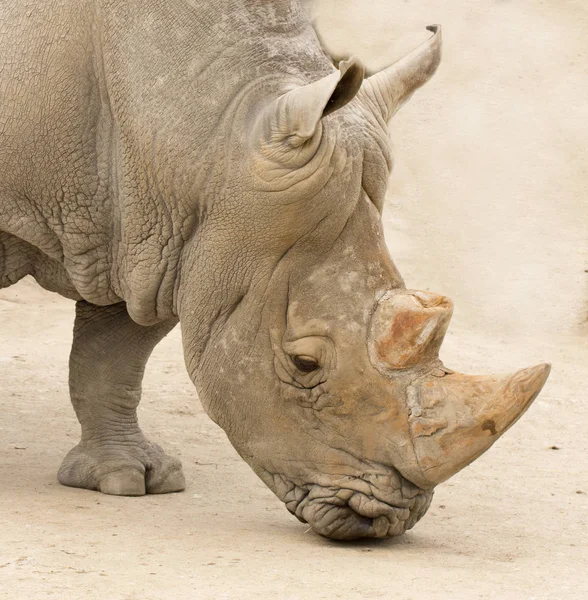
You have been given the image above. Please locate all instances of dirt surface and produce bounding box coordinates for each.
[1,1,587,599]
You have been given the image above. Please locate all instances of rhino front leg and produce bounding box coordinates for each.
[58,301,185,496]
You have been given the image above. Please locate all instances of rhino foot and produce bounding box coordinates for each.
[58,437,185,496]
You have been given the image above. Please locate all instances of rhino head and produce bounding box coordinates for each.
[178,26,550,540]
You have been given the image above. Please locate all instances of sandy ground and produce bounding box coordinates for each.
[1,1,587,599]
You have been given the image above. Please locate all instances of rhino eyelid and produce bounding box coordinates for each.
[291,354,320,373]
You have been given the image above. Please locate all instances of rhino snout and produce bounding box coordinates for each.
[262,469,433,541]
[293,485,433,540]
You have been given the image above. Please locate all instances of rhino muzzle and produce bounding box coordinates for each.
[263,468,434,541]
[370,289,550,490]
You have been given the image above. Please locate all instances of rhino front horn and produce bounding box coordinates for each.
[404,363,551,489]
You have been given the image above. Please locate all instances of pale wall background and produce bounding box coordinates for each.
[306,0,587,343]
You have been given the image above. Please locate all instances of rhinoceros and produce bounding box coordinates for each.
[0,0,549,540]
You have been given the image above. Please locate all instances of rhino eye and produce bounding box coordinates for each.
[291,355,320,373]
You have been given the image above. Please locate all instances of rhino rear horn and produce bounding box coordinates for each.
[362,25,442,121]
[370,289,453,370]
[253,57,364,161]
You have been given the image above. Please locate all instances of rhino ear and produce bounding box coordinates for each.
[255,57,364,153]
[362,25,441,122]
[323,57,366,117]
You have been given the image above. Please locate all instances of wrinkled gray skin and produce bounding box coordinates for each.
[0,1,549,540]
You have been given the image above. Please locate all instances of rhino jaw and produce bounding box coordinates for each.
[403,363,551,489]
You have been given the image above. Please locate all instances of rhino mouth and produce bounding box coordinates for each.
[262,469,433,540]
